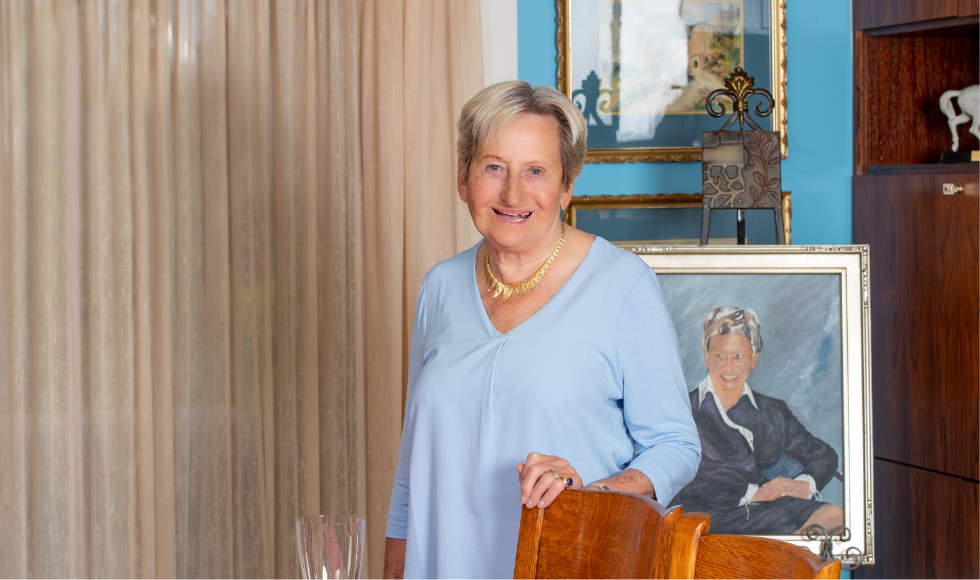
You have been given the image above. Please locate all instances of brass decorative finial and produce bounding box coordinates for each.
[705,67,774,131]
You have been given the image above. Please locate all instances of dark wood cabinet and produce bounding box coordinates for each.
[854,29,979,170]
[854,172,978,480]
[854,0,958,30]
[851,1,979,578]
[863,459,979,579]
[854,0,979,29]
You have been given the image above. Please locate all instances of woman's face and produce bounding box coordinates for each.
[704,333,759,395]
[458,112,573,256]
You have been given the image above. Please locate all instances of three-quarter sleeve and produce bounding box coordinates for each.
[617,268,701,505]
[385,282,428,540]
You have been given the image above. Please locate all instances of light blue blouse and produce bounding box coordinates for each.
[386,238,701,579]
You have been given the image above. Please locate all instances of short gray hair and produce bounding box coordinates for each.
[456,81,588,191]
[701,306,763,355]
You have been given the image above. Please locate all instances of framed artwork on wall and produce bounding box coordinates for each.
[556,0,788,163]
[630,245,873,566]
[563,192,791,244]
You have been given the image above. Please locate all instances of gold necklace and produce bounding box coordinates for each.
[484,225,565,301]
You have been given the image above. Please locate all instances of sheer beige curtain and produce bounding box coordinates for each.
[360,0,484,576]
[0,1,365,577]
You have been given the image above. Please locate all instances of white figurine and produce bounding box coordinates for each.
[940,84,980,152]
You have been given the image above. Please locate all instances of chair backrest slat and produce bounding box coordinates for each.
[514,490,680,579]
[667,512,842,580]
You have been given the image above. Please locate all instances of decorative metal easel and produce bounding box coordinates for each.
[700,68,785,245]
[806,524,865,571]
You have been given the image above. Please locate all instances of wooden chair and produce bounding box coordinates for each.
[513,489,681,579]
[666,512,842,579]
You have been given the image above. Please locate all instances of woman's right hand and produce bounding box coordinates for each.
[516,452,582,509]
[750,476,810,502]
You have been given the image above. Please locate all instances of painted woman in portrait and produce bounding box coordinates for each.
[669,306,844,535]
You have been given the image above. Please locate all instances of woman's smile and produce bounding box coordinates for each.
[493,208,532,223]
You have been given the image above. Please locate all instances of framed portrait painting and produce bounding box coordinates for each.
[629,245,873,566]
[557,0,788,162]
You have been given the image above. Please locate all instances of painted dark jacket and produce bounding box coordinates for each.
[671,386,838,514]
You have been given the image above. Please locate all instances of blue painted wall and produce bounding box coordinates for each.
[518,0,854,245]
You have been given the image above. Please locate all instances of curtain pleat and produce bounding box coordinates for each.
[0,1,366,577]
[360,0,484,575]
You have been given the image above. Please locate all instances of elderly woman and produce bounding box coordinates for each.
[383,81,701,579]
[669,307,844,535]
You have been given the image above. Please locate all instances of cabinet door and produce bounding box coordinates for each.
[853,172,979,480]
[961,0,980,17]
[854,0,958,29]
[854,459,979,579]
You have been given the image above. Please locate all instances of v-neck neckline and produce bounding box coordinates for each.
[471,236,599,337]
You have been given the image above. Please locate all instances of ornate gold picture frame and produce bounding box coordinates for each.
[631,245,873,567]
[563,192,791,244]
[557,0,788,163]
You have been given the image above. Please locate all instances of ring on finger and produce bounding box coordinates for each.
[552,472,573,489]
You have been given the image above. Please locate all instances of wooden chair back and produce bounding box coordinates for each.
[667,512,842,579]
[513,489,681,579]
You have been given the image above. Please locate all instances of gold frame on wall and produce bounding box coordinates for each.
[556,0,789,163]
[629,245,874,566]
[564,192,792,244]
